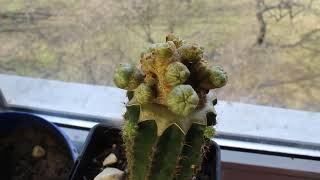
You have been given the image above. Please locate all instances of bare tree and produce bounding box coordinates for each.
[255,0,314,45]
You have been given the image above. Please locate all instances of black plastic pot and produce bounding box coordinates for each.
[69,123,221,180]
[0,112,77,179]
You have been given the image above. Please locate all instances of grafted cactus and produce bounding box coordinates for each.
[114,34,227,180]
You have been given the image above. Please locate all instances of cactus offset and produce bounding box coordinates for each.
[114,34,227,180]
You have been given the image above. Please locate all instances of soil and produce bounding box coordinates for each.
[78,129,127,180]
[83,140,212,180]
[0,126,73,180]
[71,126,217,180]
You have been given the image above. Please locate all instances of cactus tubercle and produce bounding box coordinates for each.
[113,64,143,90]
[167,85,199,117]
[132,83,154,105]
[164,62,190,86]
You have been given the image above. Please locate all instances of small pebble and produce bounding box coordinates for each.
[112,144,117,149]
[32,145,46,158]
[94,167,124,180]
[103,153,118,166]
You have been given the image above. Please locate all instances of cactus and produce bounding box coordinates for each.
[114,34,227,180]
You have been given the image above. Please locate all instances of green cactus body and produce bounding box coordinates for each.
[114,34,227,180]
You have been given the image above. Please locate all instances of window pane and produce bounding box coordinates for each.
[0,0,319,112]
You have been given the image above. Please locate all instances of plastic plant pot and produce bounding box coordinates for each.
[0,112,78,179]
[69,123,221,180]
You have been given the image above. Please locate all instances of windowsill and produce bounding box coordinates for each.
[1,74,320,161]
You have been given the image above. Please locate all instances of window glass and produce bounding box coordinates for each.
[0,0,319,112]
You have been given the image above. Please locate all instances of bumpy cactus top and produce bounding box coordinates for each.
[114,34,227,136]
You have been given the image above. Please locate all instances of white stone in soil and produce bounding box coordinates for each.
[32,145,46,158]
[94,167,124,180]
[103,153,118,166]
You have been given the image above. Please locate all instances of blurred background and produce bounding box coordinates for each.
[0,0,319,112]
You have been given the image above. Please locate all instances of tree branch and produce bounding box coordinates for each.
[254,0,314,45]
[279,28,320,48]
[258,73,320,88]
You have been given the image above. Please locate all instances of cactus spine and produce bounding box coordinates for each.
[114,34,227,180]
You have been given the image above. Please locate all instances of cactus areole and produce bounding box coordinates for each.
[114,34,227,180]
